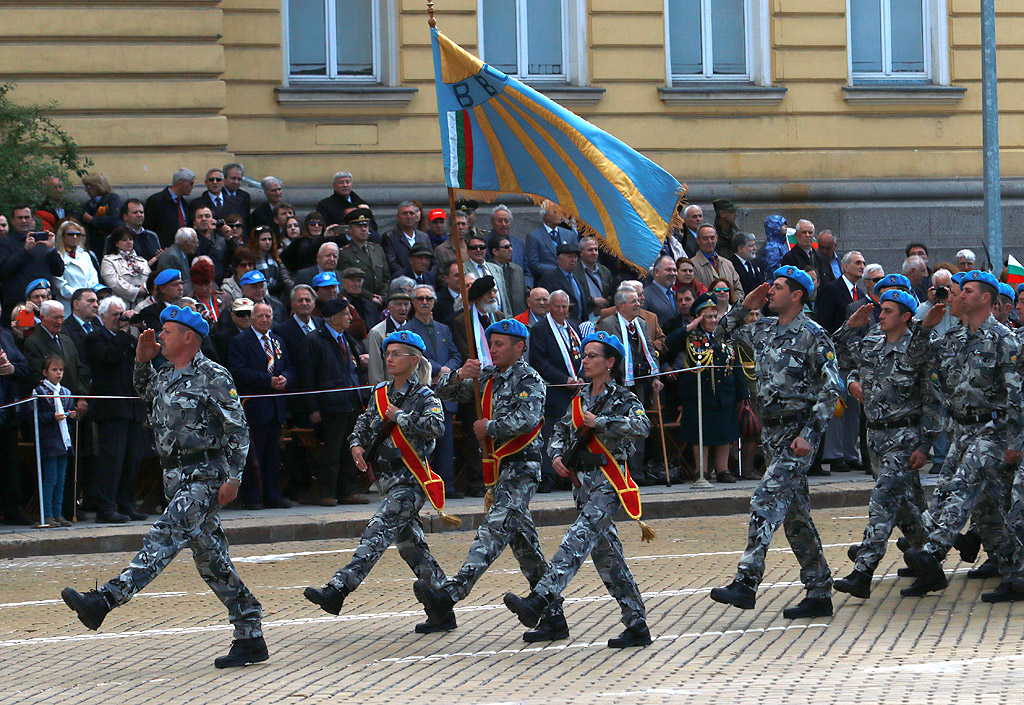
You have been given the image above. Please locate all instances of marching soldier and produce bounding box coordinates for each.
[503,332,655,648]
[832,291,939,598]
[61,305,266,669]
[413,318,568,642]
[901,271,1024,599]
[708,268,843,619]
[303,330,460,632]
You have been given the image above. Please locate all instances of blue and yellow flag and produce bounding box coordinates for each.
[431,26,685,271]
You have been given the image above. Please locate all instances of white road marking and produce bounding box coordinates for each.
[865,653,1024,674]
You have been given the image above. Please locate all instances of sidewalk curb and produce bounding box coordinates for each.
[0,483,876,559]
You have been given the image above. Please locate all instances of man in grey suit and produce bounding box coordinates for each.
[538,243,592,325]
[525,203,578,283]
[488,234,528,316]
[643,255,678,328]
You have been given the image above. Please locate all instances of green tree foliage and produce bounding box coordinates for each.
[0,82,91,215]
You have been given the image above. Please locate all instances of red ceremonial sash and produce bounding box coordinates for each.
[480,377,544,487]
[571,395,643,520]
[374,384,446,513]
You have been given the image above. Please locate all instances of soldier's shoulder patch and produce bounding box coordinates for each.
[229,388,238,399]
[930,372,939,381]
[1012,354,1018,363]
[825,351,835,361]
[430,406,442,414]
[519,391,529,399]
[635,408,646,416]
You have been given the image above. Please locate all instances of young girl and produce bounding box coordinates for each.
[29,355,77,527]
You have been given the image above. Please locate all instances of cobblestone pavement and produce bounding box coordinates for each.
[1,508,1022,705]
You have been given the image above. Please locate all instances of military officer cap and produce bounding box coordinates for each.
[455,198,478,212]
[879,290,918,316]
[690,292,718,319]
[312,271,340,288]
[997,282,1015,301]
[556,242,581,255]
[160,304,210,337]
[872,273,913,296]
[712,198,737,213]
[951,271,967,286]
[467,275,497,301]
[24,278,50,298]
[321,297,350,318]
[773,265,814,297]
[963,270,1000,299]
[582,331,626,361]
[239,270,266,287]
[382,329,426,354]
[153,269,182,287]
[485,318,529,341]
[342,209,373,226]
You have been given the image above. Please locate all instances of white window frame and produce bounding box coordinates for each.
[478,0,588,86]
[282,0,399,86]
[846,0,949,85]
[664,0,771,87]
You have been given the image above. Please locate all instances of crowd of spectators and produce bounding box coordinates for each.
[0,167,1002,527]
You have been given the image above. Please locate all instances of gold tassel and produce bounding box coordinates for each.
[483,487,494,512]
[438,510,462,528]
[638,520,656,543]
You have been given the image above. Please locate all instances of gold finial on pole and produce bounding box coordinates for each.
[427,1,436,27]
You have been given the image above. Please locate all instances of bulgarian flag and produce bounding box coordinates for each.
[786,228,818,250]
[1008,254,1024,287]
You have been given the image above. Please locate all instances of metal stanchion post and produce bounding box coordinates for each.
[692,367,712,488]
[32,392,47,527]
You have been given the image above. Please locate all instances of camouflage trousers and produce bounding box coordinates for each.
[921,421,1011,563]
[960,461,1014,563]
[734,422,832,599]
[534,468,646,629]
[441,461,563,618]
[853,427,927,573]
[328,471,445,593]
[999,462,1024,581]
[101,462,263,640]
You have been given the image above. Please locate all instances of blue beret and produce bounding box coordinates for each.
[154,269,182,287]
[485,318,529,340]
[997,282,1015,300]
[963,270,1000,296]
[773,265,814,297]
[321,297,350,318]
[690,292,717,319]
[582,331,625,360]
[951,272,967,286]
[239,270,266,287]
[312,271,340,288]
[159,304,210,337]
[25,278,50,298]
[382,330,426,354]
[879,290,918,315]
[872,273,912,296]
[1016,282,1024,297]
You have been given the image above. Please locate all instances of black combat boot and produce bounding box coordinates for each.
[902,549,946,591]
[896,536,911,553]
[953,532,982,563]
[214,635,269,668]
[608,622,653,648]
[414,579,457,624]
[303,583,347,615]
[414,610,457,634]
[503,591,549,629]
[847,543,861,563]
[968,558,1001,579]
[709,581,756,609]
[833,569,873,599]
[523,612,569,642]
[61,587,111,631]
[896,566,918,578]
[981,581,1024,603]
[782,596,833,619]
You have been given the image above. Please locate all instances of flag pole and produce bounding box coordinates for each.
[446,187,483,415]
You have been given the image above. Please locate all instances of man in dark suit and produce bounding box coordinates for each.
[814,250,866,334]
[525,205,579,282]
[382,201,432,275]
[84,297,147,524]
[0,326,33,525]
[576,236,612,314]
[294,242,340,288]
[190,168,245,222]
[63,288,101,364]
[402,283,462,496]
[143,168,196,247]
[341,267,381,338]
[24,300,90,399]
[435,261,462,329]
[250,176,283,230]
[316,171,373,229]
[486,204,532,287]
[729,232,766,296]
[489,234,528,316]
[538,243,592,324]
[0,205,65,326]
[779,219,817,271]
[229,302,296,509]
[527,290,583,491]
[222,163,252,231]
[815,230,841,285]
[643,255,678,328]
[401,243,436,286]
[661,204,702,261]
[273,284,320,407]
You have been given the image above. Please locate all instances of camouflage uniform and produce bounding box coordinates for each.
[912,315,1022,565]
[100,352,263,640]
[717,305,843,598]
[533,382,651,628]
[327,378,448,592]
[434,359,562,617]
[834,322,939,572]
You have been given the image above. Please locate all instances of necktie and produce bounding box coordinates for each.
[83,321,93,334]
[215,195,222,209]
[709,252,719,272]
[550,229,559,243]
[338,334,350,366]
[566,271,582,317]
[263,335,274,372]
[852,286,859,302]
[627,322,636,336]
[175,196,185,226]
[54,335,62,351]
[669,288,677,312]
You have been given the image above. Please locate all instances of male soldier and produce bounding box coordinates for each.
[303,330,457,632]
[60,305,266,668]
[709,267,843,618]
[900,270,1023,599]
[414,318,568,642]
[338,210,388,305]
[832,291,939,599]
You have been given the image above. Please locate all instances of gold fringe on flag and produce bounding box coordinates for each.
[638,520,656,543]
[438,509,462,527]
[483,487,495,512]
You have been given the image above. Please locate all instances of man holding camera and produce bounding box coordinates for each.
[0,205,65,326]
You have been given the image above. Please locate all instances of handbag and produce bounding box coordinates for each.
[737,398,762,437]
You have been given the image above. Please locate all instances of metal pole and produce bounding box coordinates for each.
[692,367,712,489]
[982,0,1002,271]
[72,416,80,523]
[653,389,672,487]
[32,392,46,527]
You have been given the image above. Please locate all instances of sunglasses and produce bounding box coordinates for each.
[308,221,325,227]
[228,222,243,228]
[712,287,730,293]
[414,296,433,301]
[207,177,223,182]
[866,277,884,283]
[232,310,252,317]
[497,244,512,250]
[66,232,84,237]
[468,245,487,251]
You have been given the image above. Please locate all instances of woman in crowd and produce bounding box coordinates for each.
[247,225,291,298]
[282,212,326,273]
[221,246,257,305]
[101,226,151,309]
[708,277,738,315]
[272,203,295,244]
[674,257,707,298]
[80,172,123,258]
[190,258,224,324]
[53,219,100,310]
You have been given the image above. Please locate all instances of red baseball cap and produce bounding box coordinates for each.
[428,208,447,221]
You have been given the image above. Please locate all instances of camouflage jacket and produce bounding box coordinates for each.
[549,381,650,466]
[133,352,250,479]
[718,304,843,440]
[911,314,1023,451]
[834,323,941,452]
[350,377,445,463]
[436,358,546,453]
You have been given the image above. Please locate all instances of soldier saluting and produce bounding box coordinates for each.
[61,305,266,669]
[503,331,655,648]
[303,330,459,633]
[709,267,843,619]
